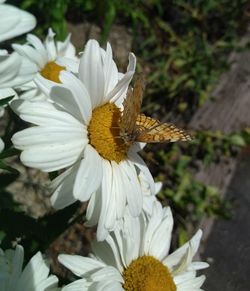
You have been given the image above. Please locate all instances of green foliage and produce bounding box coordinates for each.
[0,95,15,106]
[2,0,248,251]
[0,148,20,174]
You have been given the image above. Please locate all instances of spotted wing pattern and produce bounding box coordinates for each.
[120,77,193,144]
[134,114,192,143]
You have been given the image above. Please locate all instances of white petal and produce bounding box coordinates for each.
[73,145,103,201]
[26,33,47,61]
[57,34,76,59]
[96,160,113,241]
[50,165,78,209]
[102,162,122,230]
[56,56,79,73]
[0,138,4,152]
[0,4,36,42]
[58,71,92,124]
[96,281,124,291]
[32,275,58,290]
[12,125,85,149]
[128,151,155,194]
[108,53,136,105]
[187,261,209,271]
[11,100,82,127]
[146,205,173,260]
[119,160,142,217]
[86,190,101,226]
[79,39,105,108]
[91,266,123,283]
[91,239,119,271]
[102,43,119,99]
[34,73,59,97]
[109,162,126,221]
[121,211,142,266]
[62,279,90,291]
[58,254,106,277]
[6,57,37,89]
[174,270,196,285]
[17,252,55,290]
[12,43,45,69]
[44,28,57,61]
[12,123,86,172]
[11,245,24,282]
[176,275,206,290]
[164,230,203,273]
[0,52,23,86]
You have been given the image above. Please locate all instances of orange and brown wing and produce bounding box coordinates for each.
[120,78,145,137]
[135,114,193,143]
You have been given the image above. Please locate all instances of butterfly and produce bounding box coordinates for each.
[119,77,193,145]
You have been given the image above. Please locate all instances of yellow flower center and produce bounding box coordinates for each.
[40,61,65,83]
[123,256,176,291]
[88,103,130,163]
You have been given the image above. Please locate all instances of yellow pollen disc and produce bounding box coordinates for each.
[40,61,65,83]
[88,103,130,162]
[123,256,176,291]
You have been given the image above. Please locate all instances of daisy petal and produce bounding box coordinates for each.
[128,151,155,194]
[73,145,103,201]
[12,43,45,69]
[58,71,92,124]
[96,160,113,241]
[50,165,79,209]
[145,205,173,260]
[0,4,36,42]
[85,190,101,227]
[91,266,123,282]
[164,230,203,273]
[11,100,82,127]
[44,28,57,61]
[79,39,105,108]
[61,279,90,291]
[58,255,106,277]
[26,33,47,60]
[119,160,142,217]
[18,252,50,289]
[57,56,79,73]
[102,42,119,99]
[10,245,24,286]
[108,53,136,105]
[176,274,206,290]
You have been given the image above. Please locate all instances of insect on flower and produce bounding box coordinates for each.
[120,77,193,145]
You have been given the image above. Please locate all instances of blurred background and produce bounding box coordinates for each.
[1,1,250,290]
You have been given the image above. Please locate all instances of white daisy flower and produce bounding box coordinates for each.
[12,28,78,100]
[59,202,208,291]
[0,2,36,99]
[0,0,36,43]
[0,51,36,90]
[0,1,35,152]
[0,244,58,291]
[12,39,155,240]
[139,171,162,215]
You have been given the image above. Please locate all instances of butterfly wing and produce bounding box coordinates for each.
[120,78,145,139]
[135,114,192,143]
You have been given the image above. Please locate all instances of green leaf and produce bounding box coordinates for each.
[228,134,246,147]
[0,148,20,159]
[0,160,19,174]
[0,96,15,107]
